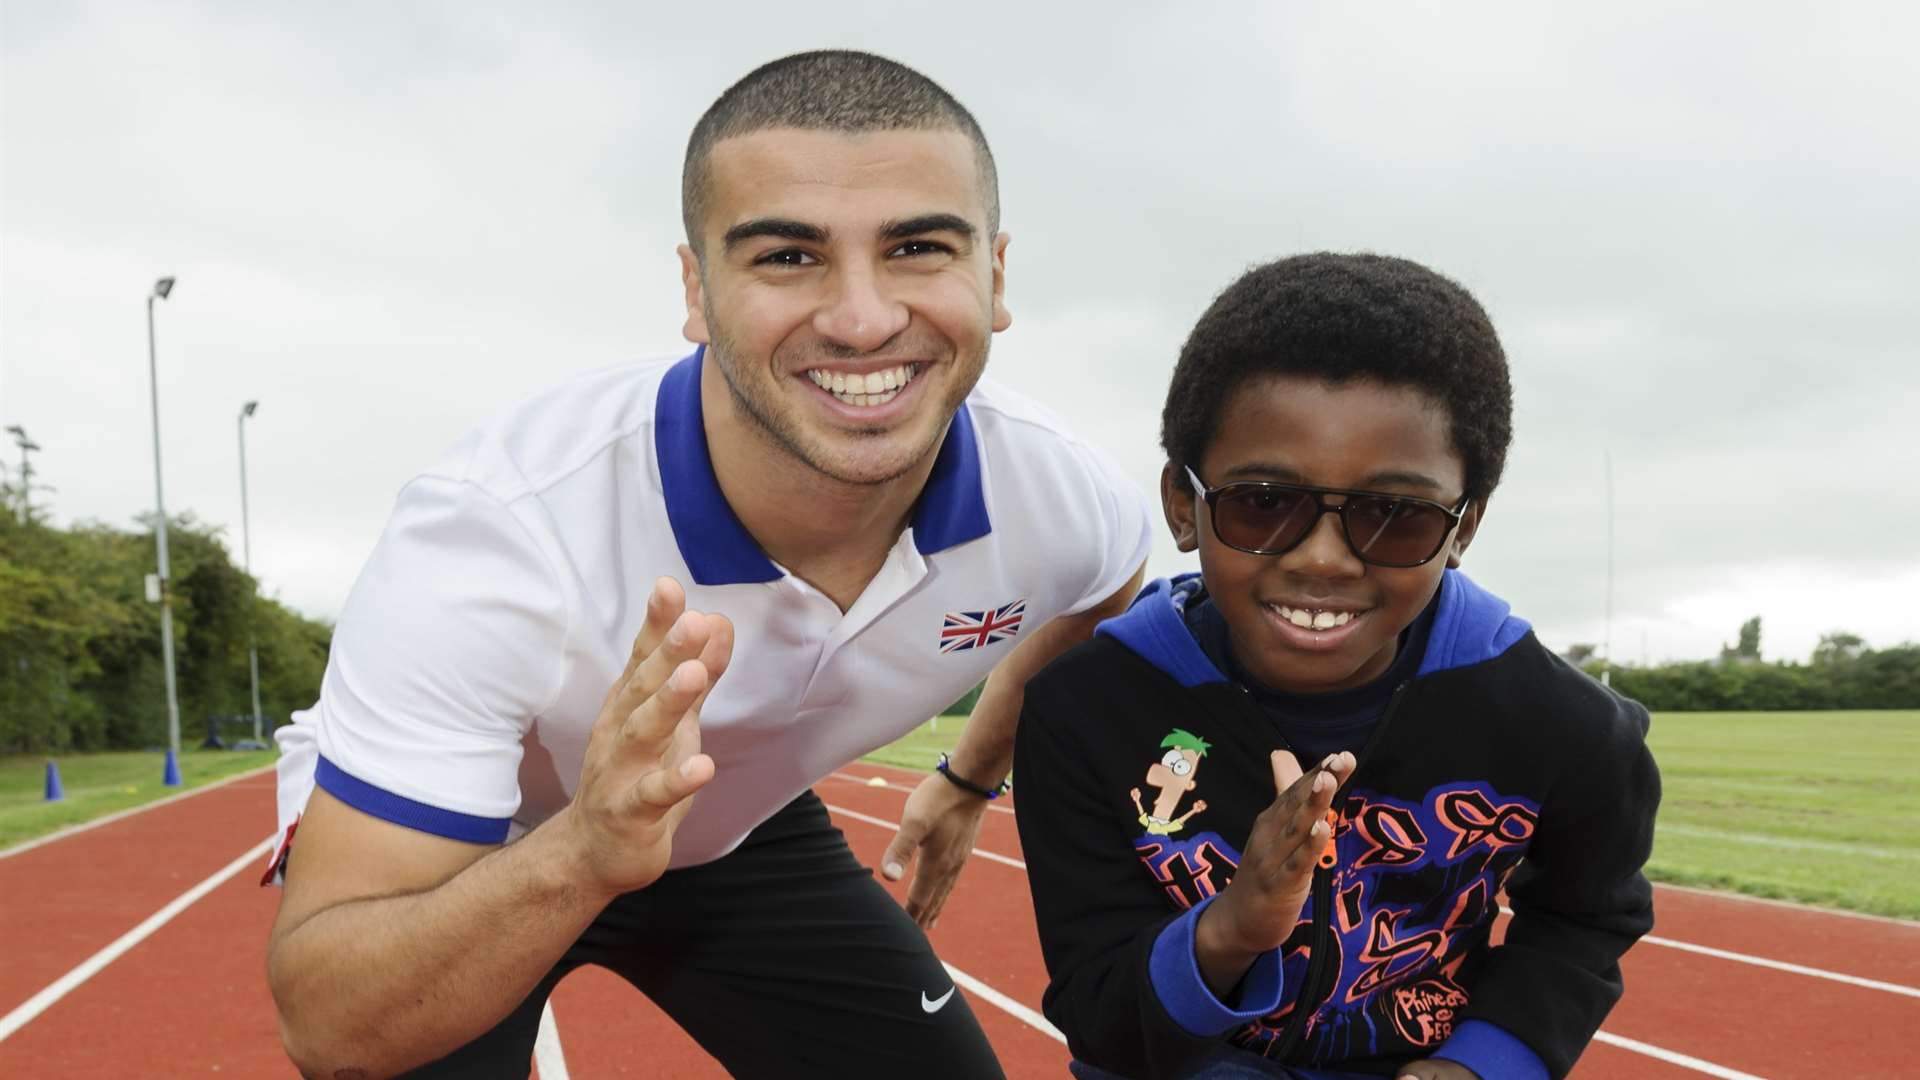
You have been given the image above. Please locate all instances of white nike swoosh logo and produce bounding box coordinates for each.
[921,986,956,1013]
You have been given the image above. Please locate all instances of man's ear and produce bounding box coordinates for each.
[1445,498,1485,569]
[1161,463,1200,553]
[678,244,710,344]
[990,232,1012,333]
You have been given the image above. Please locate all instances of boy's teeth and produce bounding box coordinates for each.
[1276,605,1354,631]
[809,363,919,407]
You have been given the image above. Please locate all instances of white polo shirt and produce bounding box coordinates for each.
[270,348,1151,873]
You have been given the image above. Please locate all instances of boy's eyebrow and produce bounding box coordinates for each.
[722,218,828,249]
[1219,462,1446,491]
[879,213,976,242]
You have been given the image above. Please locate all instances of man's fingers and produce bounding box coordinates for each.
[880,816,928,882]
[688,614,736,712]
[620,750,715,821]
[906,858,958,928]
[612,612,712,719]
[619,659,707,751]
[626,578,686,680]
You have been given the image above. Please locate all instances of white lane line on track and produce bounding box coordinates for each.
[1590,1032,1766,1079]
[1641,935,1920,999]
[1653,881,1920,928]
[943,963,1065,1045]
[534,1000,571,1080]
[1495,904,1919,999]
[822,803,1027,871]
[0,834,275,1042]
[822,805,1791,1080]
[828,771,1016,815]
[840,772,1920,1000]
[0,764,278,861]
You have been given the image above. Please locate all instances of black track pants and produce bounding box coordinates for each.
[399,790,1006,1079]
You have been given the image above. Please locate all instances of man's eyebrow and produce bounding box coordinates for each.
[879,213,976,242]
[722,218,828,249]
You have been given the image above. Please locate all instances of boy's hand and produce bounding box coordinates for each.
[1194,749,1356,994]
[1397,1060,1482,1080]
[562,577,734,900]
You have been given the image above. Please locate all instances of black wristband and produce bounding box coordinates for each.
[935,753,1009,800]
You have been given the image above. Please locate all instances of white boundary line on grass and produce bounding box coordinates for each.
[0,834,274,1042]
[819,801,1788,1080]
[0,763,278,861]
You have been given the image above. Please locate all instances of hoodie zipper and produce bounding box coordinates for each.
[1267,680,1414,1062]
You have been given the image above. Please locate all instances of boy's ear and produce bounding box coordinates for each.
[1446,498,1486,569]
[1161,463,1200,552]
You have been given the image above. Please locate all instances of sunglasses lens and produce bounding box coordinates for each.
[1343,496,1451,566]
[1213,486,1318,553]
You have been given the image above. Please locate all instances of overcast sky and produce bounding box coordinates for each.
[4,1,1916,665]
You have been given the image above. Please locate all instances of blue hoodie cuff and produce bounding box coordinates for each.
[1430,1019,1547,1080]
[1148,895,1285,1037]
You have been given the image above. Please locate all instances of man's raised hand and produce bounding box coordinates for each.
[564,577,734,899]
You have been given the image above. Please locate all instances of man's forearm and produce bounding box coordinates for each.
[270,810,612,1078]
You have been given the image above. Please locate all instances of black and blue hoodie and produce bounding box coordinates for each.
[1014,570,1660,1080]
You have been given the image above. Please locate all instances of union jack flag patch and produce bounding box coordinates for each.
[940,599,1027,654]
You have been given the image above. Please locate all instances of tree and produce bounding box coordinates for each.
[1720,616,1762,664]
[1812,631,1867,666]
[1562,643,1599,665]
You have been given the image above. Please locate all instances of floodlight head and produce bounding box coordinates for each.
[241,400,259,418]
[152,277,175,300]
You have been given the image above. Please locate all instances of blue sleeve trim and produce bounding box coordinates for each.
[315,755,512,844]
[1148,895,1285,1037]
[1431,1019,1548,1080]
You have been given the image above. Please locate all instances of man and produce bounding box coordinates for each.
[265,50,1151,1079]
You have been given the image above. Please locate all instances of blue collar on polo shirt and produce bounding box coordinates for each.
[655,347,993,586]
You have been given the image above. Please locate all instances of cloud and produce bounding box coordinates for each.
[4,1,1915,664]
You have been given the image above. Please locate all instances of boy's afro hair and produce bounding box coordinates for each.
[1161,253,1513,500]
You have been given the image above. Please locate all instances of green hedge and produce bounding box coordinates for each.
[0,504,331,753]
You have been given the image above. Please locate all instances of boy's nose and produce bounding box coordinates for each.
[1282,511,1366,578]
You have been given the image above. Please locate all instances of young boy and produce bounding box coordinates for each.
[1014,254,1660,1080]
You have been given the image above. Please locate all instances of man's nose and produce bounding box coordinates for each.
[813,264,909,352]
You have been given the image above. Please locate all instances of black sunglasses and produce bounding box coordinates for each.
[1183,466,1470,568]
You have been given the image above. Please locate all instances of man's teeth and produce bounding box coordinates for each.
[807,363,920,406]
[1275,605,1355,631]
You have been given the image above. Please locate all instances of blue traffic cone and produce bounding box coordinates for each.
[44,760,65,802]
[163,747,183,787]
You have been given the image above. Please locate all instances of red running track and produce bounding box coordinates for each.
[2,761,1916,1078]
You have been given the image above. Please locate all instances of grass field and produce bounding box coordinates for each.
[6,710,1913,918]
[0,748,278,850]
[870,709,1920,920]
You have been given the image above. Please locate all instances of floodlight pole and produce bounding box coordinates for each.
[238,400,263,743]
[147,277,183,773]
[1602,450,1615,687]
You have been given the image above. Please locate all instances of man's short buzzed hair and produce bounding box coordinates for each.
[681,50,1000,254]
